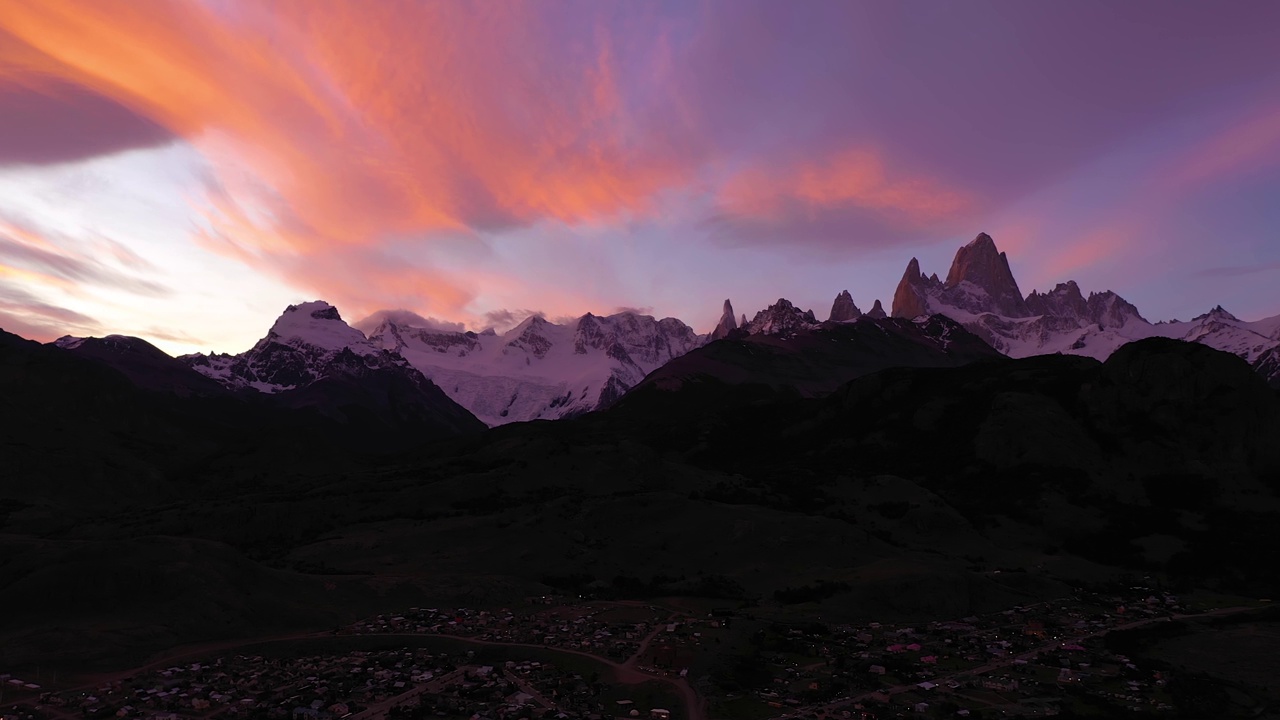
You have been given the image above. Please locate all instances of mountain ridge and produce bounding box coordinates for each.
[890,233,1280,387]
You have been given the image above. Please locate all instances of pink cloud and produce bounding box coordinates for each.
[711,149,973,248]
[1,0,1278,330]
[0,1,714,318]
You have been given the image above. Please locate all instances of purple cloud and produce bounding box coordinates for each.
[0,231,169,296]
[0,76,175,167]
[0,281,101,341]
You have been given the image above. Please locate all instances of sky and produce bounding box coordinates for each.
[1,0,1279,355]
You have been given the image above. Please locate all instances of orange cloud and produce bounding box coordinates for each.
[0,1,697,318]
[718,149,971,226]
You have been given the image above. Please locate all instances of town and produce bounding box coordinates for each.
[1,587,1263,720]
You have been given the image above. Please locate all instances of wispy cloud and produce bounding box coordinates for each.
[0,218,168,296]
[613,306,654,316]
[352,309,466,335]
[1193,261,1280,279]
[1,0,1278,333]
[0,279,100,340]
[483,308,545,332]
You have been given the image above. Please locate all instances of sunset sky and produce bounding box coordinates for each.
[2,0,1279,354]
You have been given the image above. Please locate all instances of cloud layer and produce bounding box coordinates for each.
[0,0,1278,343]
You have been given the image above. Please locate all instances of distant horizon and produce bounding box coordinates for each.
[3,1,1279,355]
[21,229,1280,358]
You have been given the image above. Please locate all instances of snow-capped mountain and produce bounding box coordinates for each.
[181,301,484,433]
[891,233,1280,386]
[183,301,394,393]
[364,310,704,426]
[741,298,819,336]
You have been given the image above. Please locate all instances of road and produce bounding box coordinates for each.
[775,606,1259,719]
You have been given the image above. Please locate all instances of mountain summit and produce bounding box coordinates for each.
[709,299,738,341]
[182,301,484,433]
[893,233,1030,320]
[944,233,1030,316]
[742,299,818,336]
[885,234,1280,385]
[828,290,862,322]
[185,301,382,392]
[365,309,704,425]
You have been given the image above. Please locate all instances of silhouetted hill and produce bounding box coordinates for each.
[3,326,1279,673]
[54,334,229,397]
[622,314,1002,407]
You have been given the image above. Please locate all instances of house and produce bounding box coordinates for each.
[506,692,534,706]
[868,666,886,676]
[650,710,670,720]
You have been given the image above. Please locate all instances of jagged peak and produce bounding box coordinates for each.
[964,232,998,252]
[867,299,888,319]
[893,259,931,319]
[943,233,1029,316]
[265,300,373,354]
[1036,280,1082,297]
[904,257,922,279]
[744,298,818,336]
[1027,280,1085,304]
[828,289,862,322]
[709,298,738,341]
[281,300,342,322]
[1194,305,1240,323]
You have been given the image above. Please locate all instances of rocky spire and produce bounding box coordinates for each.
[828,290,862,322]
[709,298,739,341]
[867,299,887,319]
[1025,280,1088,319]
[891,258,932,318]
[943,233,1029,317]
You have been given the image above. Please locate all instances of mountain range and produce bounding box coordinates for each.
[3,233,1280,677]
[31,233,1280,428]
[892,233,1280,382]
